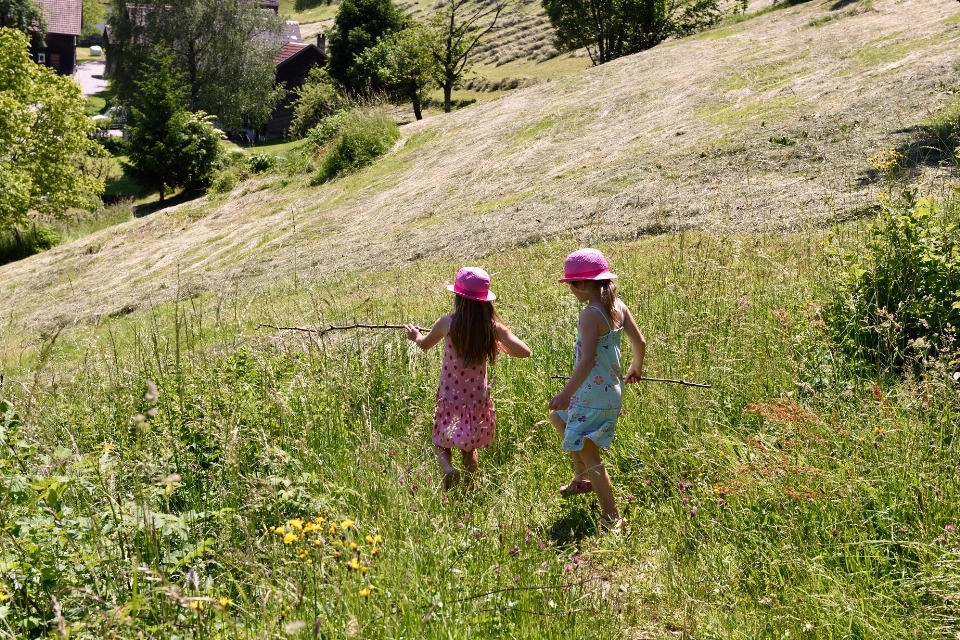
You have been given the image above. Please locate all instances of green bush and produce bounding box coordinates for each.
[247,153,276,173]
[0,222,62,265]
[309,110,399,184]
[824,190,960,370]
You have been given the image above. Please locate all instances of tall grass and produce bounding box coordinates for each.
[1,230,958,638]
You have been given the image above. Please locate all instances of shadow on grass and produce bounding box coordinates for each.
[857,124,959,186]
[133,187,208,218]
[546,501,598,546]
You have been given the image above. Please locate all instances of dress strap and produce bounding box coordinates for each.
[586,305,612,331]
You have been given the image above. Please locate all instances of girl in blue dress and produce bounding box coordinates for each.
[549,248,646,528]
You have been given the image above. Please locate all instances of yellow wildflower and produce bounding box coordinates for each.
[189,601,205,611]
[288,518,304,532]
[349,542,358,551]
[328,524,338,535]
[0,587,9,603]
[311,539,322,547]
[218,597,232,608]
[347,558,361,571]
[283,532,298,544]
[340,519,354,530]
[365,535,374,544]
[305,559,313,565]
[361,566,367,574]
[371,547,380,556]
[359,588,371,598]
[374,535,382,544]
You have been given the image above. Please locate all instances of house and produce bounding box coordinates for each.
[260,26,328,139]
[32,0,81,76]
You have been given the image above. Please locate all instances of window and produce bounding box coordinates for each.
[37,52,46,64]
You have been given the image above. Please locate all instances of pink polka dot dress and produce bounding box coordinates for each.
[433,318,496,451]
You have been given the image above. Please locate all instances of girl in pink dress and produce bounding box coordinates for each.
[406,267,530,489]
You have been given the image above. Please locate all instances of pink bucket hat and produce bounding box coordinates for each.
[558,248,618,282]
[447,267,496,301]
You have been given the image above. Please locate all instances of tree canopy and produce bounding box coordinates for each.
[542,0,721,65]
[106,0,285,130]
[0,0,45,41]
[0,27,103,230]
[357,23,436,120]
[326,0,404,94]
[123,50,225,202]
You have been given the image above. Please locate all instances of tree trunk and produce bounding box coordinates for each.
[411,88,423,120]
[159,183,165,203]
[443,84,452,113]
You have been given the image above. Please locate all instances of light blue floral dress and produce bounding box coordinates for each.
[557,306,623,451]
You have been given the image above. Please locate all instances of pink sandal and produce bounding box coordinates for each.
[559,479,593,497]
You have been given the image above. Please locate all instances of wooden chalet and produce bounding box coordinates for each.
[32,0,81,76]
[262,26,327,139]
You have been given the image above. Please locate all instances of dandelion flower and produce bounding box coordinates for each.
[374,535,382,543]
[350,542,358,551]
[366,535,374,544]
[347,558,361,570]
[283,532,297,545]
[289,519,304,532]
[189,601,205,611]
[371,547,380,556]
[360,588,371,598]
[341,519,354,530]
[218,597,232,608]
[328,524,338,535]
[361,566,368,573]
[306,559,313,565]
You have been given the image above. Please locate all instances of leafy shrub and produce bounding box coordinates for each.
[309,110,399,184]
[290,68,349,136]
[824,191,960,370]
[248,153,276,173]
[207,169,239,195]
[0,222,62,265]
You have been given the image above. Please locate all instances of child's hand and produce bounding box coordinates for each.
[549,392,571,411]
[404,323,421,343]
[624,363,643,384]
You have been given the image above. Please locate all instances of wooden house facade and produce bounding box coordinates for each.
[32,0,81,76]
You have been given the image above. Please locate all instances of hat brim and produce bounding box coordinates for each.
[558,272,618,283]
[446,284,496,301]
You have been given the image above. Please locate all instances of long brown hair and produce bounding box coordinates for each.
[580,279,621,328]
[450,296,500,368]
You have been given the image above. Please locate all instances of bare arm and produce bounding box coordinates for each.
[495,322,531,358]
[549,307,602,411]
[619,302,646,383]
[405,315,450,351]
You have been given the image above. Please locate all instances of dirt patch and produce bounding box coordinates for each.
[2,0,959,332]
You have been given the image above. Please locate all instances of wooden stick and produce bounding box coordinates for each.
[258,322,429,336]
[549,374,711,389]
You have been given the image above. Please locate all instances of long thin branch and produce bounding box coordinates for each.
[259,323,429,336]
[550,375,711,388]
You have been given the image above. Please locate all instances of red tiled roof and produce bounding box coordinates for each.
[274,42,310,65]
[35,0,82,36]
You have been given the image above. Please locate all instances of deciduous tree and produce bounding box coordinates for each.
[542,0,721,65]
[326,0,404,94]
[358,23,436,120]
[0,0,45,40]
[106,0,284,130]
[290,67,348,135]
[0,27,103,230]
[428,0,508,113]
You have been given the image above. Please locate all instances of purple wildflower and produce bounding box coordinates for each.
[682,496,690,504]
[512,576,520,583]
[564,564,574,571]
[717,498,726,506]
[678,481,692,491]
[457,522,465,529]
[388,450,395,458]
[689,507,697,517]
[946,524,956,532]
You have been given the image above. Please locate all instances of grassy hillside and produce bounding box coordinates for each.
[2,0,960,636]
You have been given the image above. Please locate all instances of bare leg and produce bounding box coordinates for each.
[550,410,588,482]
[461,448,479,489]
[577,439,619,520]
[435,445,460,490]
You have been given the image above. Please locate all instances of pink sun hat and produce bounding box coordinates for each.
[558,248,618,283]
[447,267,497,301]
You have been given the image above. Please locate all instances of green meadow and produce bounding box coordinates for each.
[2,215,958,638]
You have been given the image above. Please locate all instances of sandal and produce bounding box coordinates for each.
[559,479,593,497]
[442,469,461,491]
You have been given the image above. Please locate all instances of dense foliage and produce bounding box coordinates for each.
[308,108,400,182]
[542,0,722,64]
[357,24,436,120]
[824,191,960,371]
[123,51,225,201]
[0,0,44,40]
[326,0,404,94]
[0,28,104,230]
[290,68,349,136]
[106,0,284,130]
